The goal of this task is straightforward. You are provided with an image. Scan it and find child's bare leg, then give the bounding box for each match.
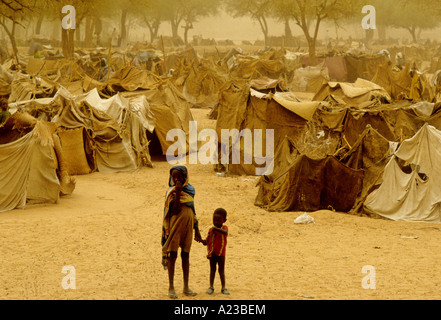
[168,251,178,297]
[182,251,196,295]
[218,256,229,294]
[209,257,217,288]
[206,256,217,294]
[218,256,226,289]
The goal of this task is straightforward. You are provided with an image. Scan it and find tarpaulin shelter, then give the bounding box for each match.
[215,81,322,175]
[255,151,364,212]
[0,112,75,212]
[338,125,394,215]
[11,87,155,174]
[254,125,390,214]
[290,65,330,93]
[120,80,194,156]
[313,78,391,106]
[364,124,441,222]
[175,57,228,108]
[301,55,347,82]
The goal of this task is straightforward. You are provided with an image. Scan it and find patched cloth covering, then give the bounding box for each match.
[256,155,364,213]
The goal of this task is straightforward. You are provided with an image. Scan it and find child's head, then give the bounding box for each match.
[171,169,185,186]
[169,166,187,187]
[213,208,227,227]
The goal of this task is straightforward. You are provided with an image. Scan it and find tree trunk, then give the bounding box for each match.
[62,28,75,59]
[120,8,128,46]
[183,26,189,45]
[257,16,269,48]
[84,16,93,47]
[378,24,386,42]
[308,39,316,65]
[171,19,179,38]
[0,21,19,64]
[35,15,44,35]
[408,27,417,43]
[284,18,292,38]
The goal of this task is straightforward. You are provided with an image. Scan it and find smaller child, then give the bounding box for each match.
[201,208,230,295]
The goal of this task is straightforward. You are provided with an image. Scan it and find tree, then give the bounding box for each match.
[179,0,220,45]
[388,0,440,43]
[225,0,272,47]
[132,0,168,43]
[0,0,32,63]
[273,0,357,64]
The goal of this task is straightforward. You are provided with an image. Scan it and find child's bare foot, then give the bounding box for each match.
[221,288,230,295]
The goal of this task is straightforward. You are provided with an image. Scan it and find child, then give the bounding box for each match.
[202,208,230,295]
[161,165,203,299]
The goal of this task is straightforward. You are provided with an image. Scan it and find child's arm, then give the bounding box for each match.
[212,226,228,234]
[171,182,182,214]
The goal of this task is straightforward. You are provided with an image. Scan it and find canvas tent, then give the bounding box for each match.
[364,124,441,222]
[215,81,323,175]
[120,80,194,156]
[0,113,75,212]
[255,151,364,212]
[313,78,391,106]
[255,125,390,214]
[11,87,155,174]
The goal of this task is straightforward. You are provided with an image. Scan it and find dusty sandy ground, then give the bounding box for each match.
[2,108,441,301]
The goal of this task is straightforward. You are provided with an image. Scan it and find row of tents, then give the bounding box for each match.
[2,43,441,223]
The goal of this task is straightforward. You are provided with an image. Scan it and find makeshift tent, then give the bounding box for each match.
[338,125,394,215]
[11,87,154,173]
[344,54,388,83]
[290,65,330,93]
[0,113,75,212]
[175,57,228,108]
[313,78,391,106]
[255,126,386,214]
[107,65,161,92]
[228,55,287,80]
[255,153,364,212]
[54,88,143,173]
[120,80,194,156]
[215,81,323,175]
[301,55,347,82]
[73,88,155,168]
[364,124,441,222]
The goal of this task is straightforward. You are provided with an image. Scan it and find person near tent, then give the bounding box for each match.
[201,207,230,295]
[161,165,203,299]
[409,66,425,100]
[395,52,406,70]
[0,98,10,125]
[98,58,112,81]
